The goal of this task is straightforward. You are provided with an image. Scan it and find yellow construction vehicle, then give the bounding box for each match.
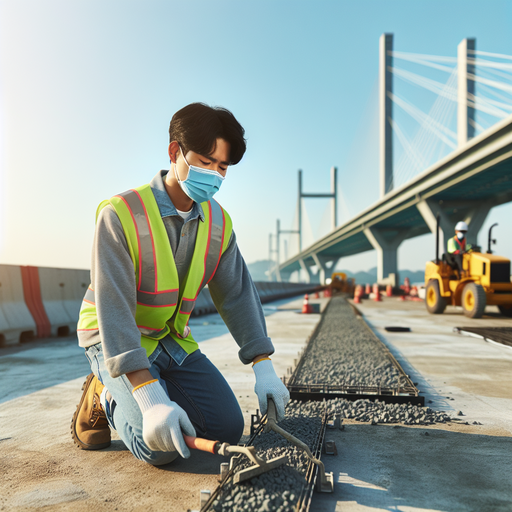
[330,272,355,294]
[425,220,512,318]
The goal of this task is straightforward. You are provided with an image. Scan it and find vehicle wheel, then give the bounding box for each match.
[462,282,486,318]
[426,280,446,314]
[498,305,512,318]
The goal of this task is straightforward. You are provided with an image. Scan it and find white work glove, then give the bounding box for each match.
[132,380,196,458]
[252,359,290,422]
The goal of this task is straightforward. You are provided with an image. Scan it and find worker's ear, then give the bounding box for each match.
[168,141,180,164]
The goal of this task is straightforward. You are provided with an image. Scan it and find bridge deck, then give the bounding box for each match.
[280,114,512,273]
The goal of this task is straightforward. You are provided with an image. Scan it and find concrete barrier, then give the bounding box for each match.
[256,281,323,304]
[37,267,78,337]
[0,265,37,346]
[59,268,90,325]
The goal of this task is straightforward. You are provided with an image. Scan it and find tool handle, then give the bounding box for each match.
[267,396,278,423]
[183,435,219,454]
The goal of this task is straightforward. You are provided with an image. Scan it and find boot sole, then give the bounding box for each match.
[71,373,111,450]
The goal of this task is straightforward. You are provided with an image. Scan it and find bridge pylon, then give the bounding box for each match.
[380,33,393,198]
[458,38,476,147]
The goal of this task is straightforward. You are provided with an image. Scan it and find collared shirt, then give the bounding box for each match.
[78,170,274,378]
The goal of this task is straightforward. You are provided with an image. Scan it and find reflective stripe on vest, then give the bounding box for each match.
[116,189,179,308]
[178,200,226,316]
[455,237,466,251]
[77,183,232,357]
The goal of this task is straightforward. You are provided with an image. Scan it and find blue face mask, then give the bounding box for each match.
[174,147,225,204]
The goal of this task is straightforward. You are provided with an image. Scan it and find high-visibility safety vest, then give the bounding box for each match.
[78,183,232,357]
[447,236,471,254]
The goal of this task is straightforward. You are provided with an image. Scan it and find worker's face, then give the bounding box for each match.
[456,230,466,240]
[168,138,230,182]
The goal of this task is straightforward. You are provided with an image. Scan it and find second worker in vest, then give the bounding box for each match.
[446,221,473,274]
[71,103,290,465]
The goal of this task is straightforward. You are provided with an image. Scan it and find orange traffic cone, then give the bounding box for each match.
[365,283,371,295]
[386,284,392,297]
[353,285,362,304]
[302,294,312,314]
[404,277,411,295]
[373,284,382,302]
[314,291,320,299]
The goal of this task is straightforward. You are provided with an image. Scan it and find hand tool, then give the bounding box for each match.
[184,435,288,484]
[264,398,334,492]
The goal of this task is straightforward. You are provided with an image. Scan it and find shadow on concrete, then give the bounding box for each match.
[100,440,225,475]
[313,425,512,512]
[0,335,90,404]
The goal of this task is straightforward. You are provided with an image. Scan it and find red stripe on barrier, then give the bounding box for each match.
[20,266,51,338]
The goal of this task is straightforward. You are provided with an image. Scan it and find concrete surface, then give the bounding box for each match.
[315,424,512,512]
[0,295,326,512]
[353,297,512,436]
[2,294,511,512]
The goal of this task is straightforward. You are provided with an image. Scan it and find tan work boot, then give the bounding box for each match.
[71,373,111,450]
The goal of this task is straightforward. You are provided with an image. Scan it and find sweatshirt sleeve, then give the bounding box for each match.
[92,205,150,378]
[208,230,275,364]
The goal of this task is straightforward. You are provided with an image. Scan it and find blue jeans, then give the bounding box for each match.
[85,343,244,466]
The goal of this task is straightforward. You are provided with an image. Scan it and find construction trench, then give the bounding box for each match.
[199,295,455,512]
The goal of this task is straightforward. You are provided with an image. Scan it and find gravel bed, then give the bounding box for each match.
[294,295,409,388]
[210,402,325,512]
[318,398,453,425]
[209,399,455,511]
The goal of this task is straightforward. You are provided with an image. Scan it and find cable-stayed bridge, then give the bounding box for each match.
[270,34,512,285]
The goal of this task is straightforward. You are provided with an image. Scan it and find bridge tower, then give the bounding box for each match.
[366,33,400,286]
[380,33,394,198]
[457,38,476,147]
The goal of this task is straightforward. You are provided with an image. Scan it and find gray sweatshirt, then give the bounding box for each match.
[78,170,274,378]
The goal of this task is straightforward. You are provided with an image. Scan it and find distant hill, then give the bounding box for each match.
[338,267,425,286]
[247,260,273,281]
[247,260,424,285]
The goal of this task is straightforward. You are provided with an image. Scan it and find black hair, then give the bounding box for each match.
[169,103,246,165]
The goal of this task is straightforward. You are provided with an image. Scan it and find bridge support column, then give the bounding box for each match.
[416,199,453,253]
[363,227,402,286]
[312,254,330,285]
[463,204,491,247]
[299,259,313,284]
[279,270,293,283]
[417,198,492,253]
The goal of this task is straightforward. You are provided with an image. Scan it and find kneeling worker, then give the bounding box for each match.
[447,221,472,274]
[71,102,290,465]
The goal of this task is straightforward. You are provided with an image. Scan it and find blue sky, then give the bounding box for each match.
[1,0,511,273]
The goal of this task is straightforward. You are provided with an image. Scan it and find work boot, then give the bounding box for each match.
[71,373,111,450]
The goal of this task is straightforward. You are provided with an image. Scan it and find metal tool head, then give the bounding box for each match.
[233,454,288,484]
